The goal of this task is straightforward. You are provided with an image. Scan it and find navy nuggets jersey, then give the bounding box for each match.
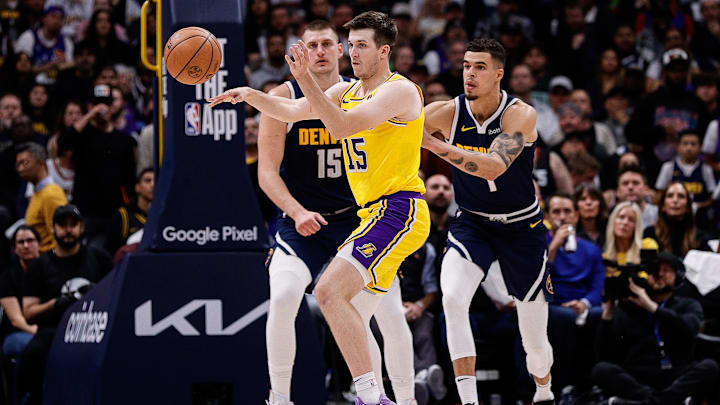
[448,91,537,214]
[280,77,356,213]
[671,160,712,202]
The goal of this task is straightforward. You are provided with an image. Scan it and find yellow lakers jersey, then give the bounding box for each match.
[338,73,426,206]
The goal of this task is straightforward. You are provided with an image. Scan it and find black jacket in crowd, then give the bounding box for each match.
[595,295,703,372]
[58,124,136,218]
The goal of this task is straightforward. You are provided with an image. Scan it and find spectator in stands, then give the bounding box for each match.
[81,9,133,68]
[390,3,416,47]
[603,201,644,276]
[574,184,608,248]
[545,192,605,397]
[645,27,693,95]
[473,0,533,42]
[590,48,624,108]
[415,0,448,44]
[0,0,31,46]
[556,102,612,162]
[434,39,465,98]
[19,204,112,405]
[509,64,560,144]
[593,252,719,404]
[602,86,632,148]
[655,131,716,218]
[609,165,659,228]
[626,48,709,183]
[59,84,137,248]
[613,24,647,71]
[331,2,353,54]
[423,20,468,77]
[46,100,81,199]
[26,84,53,138]
[703,115,720,175]
[94,65,118,87]
[566,150,601,189]
[14,5,74,85]
[104,167,152,257]
[569,89,617,155]
[690,0,720,72]
[423,174,451,267]
[266,6,300,54]
[55,41,97,104]
[45,0,94,39]
[533,141,573,200]
[0,225,40,360]
[694,73,720,117]
[397,241,446,401]
[244,0,270,60]
[0,93,23,136]
[644,182,711,258]
[15,142,68,252]
[523,44,551,94]
[392,43,415,76]
[250,31,292,90]
[548,75,573,115]
[0,51,36,99]
[551,1,599,88]
[108,86,141,138]
[423,82,449,104]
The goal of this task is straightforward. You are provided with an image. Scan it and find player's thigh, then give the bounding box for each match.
[315,254,367,304]
[338,198,430,295]
[494,226,550,302]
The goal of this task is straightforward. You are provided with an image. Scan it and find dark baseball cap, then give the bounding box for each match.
[91,84,112,105]
[53,204,82,224]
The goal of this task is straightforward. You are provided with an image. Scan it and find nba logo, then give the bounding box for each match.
[185,102,201,136]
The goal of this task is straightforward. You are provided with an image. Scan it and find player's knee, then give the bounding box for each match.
[442,292,469,316]
[314,281,337,311]
[269,288,303,316]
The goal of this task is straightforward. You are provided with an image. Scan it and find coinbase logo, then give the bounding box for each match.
[185,102,201,136]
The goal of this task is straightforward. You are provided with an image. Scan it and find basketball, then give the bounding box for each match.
[163,26,222,85]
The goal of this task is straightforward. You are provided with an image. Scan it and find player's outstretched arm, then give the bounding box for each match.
[257,84,327,236]
[206,86,316,123]
[422,103,537,180]
[287,41,421,139]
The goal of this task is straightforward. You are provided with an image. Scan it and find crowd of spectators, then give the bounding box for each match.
[1,0,720,404]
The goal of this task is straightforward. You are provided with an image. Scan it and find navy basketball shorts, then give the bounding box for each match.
[446,209,553,302]
[270,208,360,278]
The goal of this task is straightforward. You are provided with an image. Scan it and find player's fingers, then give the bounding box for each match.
[315,213,328,226]
[310,219,321,232]
[284,54,294,67]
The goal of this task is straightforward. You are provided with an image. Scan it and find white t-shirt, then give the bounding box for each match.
[46,158,74,200]
[45,0,93,38]
[702,119,719,156]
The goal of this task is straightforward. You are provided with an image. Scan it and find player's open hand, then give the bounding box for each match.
[206,87,250,108]
[286,41,310,79]
[293,209,328,236]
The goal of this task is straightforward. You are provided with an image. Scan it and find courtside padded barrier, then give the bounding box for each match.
[45,252,326,404]
[44,1,326,403]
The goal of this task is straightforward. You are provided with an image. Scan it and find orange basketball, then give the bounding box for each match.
[164,26,222,85]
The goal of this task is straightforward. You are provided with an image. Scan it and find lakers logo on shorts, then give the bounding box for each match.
[546,274,554,295]
[356,243,378,258]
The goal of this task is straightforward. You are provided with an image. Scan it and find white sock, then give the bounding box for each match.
[455,375,478,405]
[533,377,554,402]
[355,371,381,404]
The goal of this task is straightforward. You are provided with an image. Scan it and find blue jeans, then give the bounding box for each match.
[3,331,33,359]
